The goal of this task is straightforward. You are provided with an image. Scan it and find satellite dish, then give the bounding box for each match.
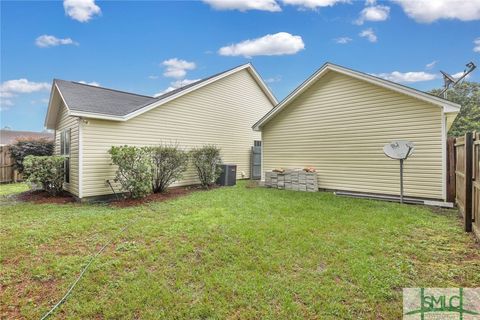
[383,141,414,160]
[383,141,414,204]
[440,70,456,85]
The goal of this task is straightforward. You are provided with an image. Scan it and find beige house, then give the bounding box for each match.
[253,63,460,204]
[44,64,276,200]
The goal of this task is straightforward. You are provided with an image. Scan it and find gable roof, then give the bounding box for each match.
[45,63,277,128]
[0,129,53,146]
[54,79,157,117]
[253,62,461,131]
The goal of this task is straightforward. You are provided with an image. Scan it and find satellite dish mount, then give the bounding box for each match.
[438,61,476,98]
[383,141,415,204]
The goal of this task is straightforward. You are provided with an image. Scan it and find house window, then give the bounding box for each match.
[254,140,262,147]
[60,129,71,183]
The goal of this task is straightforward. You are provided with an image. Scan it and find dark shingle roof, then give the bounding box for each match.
[54,64,248,117]
[0,130,53,146]
[54,80,158,117]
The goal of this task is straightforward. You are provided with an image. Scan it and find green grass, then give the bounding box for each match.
[1,182,479,319]
[0,182,29,196]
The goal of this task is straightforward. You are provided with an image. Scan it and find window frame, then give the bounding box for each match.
[60,129,71,183]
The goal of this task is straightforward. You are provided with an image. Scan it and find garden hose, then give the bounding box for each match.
[39,203,158,319]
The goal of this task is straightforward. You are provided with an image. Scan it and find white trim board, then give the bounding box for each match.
[45,83,74,129]
[253,62,461,131]
[78,118,83,199]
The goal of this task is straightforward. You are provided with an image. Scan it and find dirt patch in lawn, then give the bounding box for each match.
[15,190,75,204]
[111,185,218,208]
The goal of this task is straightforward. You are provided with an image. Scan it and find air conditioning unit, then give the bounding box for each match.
[216,164,237,186]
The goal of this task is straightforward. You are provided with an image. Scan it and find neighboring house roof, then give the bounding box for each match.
[253,62,461,131]
[0,129,53,146]
[45,63,277,128]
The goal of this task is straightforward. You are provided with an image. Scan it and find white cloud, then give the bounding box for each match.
[202,0,281,12]
[281,0,349,10]
[63,0,101,22]
[359,28,377,42]
[265,75,282,83]
[0,79,50,94]
[35,35,78,48]
[78,80,100,86]
[0,79,50,109]
[334,37,352,44]
[162,58,196,79]
[148,75,159,80]
[372,71,437,83]
[425,60,438,69]
[393,0,480,23]
[451,71,471,80]
[218,32,305,58]
[474,37,480,52]
[31,98,50,105]
[355,5,390,24]
[154,79,201,97]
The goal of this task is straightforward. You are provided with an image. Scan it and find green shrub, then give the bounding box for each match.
[148,144,189,193]
[109,146,152,199]
[23,155,65,196]
[9,138,54,173]
[189,145,222,188]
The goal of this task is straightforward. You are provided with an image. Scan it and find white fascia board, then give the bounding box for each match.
[246,64,278,106]
[44,82,56,128]
[328,64,461,110]
[69,110,126,121]
[253,63,461,130]
[45,83,73,129]
[443,105,461,113]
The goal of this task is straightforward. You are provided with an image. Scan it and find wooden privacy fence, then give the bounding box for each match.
[0,146,21,183]
[450,132,480,239]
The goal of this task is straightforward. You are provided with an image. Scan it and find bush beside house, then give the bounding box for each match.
[109,146,153,199]
[148,145,189,193]
[190,145,222,188]
[108,144,223,199]
[23,155,65,196]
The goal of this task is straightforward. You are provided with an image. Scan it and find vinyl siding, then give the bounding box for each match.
[262,70,444,200]
[54,103,80,196]
[81,69,273,197]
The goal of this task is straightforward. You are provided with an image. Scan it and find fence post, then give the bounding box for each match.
[446,137,456,202]
[464,132,473,232]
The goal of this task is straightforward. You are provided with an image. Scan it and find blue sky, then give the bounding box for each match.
[1,0,479,131]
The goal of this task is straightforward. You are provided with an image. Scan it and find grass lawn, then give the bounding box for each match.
[1,181,479,319]
[0,182,29,196]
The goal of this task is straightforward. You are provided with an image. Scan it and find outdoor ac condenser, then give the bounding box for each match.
[216,164,237,186]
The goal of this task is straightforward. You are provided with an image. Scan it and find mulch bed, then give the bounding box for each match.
[7,185,219,207]
[14,190,76,204]
[111,185,219,208]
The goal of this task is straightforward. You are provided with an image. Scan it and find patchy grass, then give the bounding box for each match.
[1,181,478,319]
[0,182,29,197]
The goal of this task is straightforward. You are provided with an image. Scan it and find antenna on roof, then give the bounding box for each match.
[438,61,476,98]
